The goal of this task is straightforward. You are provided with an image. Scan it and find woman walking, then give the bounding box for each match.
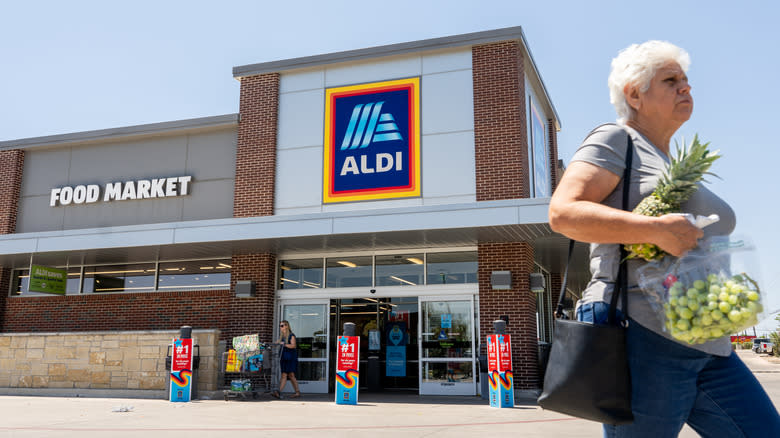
[273,320,301,399]
[548,40,780,436]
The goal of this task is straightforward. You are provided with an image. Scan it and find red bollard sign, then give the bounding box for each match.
[169,338,194,402]
[486,334,514,408]
[335,336,360,405]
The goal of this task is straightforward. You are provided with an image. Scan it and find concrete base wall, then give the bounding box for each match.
[0,329,220,398]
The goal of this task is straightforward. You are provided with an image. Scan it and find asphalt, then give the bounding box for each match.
[1,349,778,438]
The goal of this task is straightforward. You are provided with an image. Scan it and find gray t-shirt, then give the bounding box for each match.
[571,123,736,356]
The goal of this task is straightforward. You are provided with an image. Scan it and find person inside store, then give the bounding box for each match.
[272,320,301,399]
[548,40,780,436]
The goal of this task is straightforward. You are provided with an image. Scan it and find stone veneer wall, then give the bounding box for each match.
[0,329,220,397]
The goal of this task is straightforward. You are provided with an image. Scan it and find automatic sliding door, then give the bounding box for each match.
[419,297,476,395]
[280,301,329,393]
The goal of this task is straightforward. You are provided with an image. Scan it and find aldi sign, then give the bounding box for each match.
[323,77,421,203]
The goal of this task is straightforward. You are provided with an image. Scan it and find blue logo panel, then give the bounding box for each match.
[323,78,420,203]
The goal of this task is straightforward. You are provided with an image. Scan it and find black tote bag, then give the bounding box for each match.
[537,134,635,425]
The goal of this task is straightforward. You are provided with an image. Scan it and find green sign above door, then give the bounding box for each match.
[29,265,67,295]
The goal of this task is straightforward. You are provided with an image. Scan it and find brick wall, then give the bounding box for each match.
[0,149,24,331]
[234,73,279,218]
[2,251,277,343]
[0,149,24,234]
[472,41,529,201]
[2,290,231,334]
[478,242,538,389]
[227,252,277,342]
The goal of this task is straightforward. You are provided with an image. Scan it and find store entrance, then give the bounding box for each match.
[329,297,418,392]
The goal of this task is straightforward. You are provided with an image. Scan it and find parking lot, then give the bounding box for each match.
[0,349,777,437]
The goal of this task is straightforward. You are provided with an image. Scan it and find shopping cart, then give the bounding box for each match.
[222,335,278,401]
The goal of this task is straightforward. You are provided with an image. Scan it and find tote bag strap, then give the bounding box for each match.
[555,133,634,323]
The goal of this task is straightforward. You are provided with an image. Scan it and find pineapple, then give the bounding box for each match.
[624,135,720,261]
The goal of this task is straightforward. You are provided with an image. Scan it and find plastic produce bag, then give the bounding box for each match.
[637,236,765,345]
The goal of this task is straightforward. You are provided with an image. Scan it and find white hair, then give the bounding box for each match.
[608,41,691,124]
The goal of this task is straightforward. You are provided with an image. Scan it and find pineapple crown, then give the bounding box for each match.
[654,134,721,205]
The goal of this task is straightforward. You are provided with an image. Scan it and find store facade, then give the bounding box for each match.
[0,27,584,397]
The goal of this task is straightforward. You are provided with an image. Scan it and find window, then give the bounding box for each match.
[375,253,424,286]
[426,252,478,284]
[10,267,81,296]
[8,258,232,296]
[278,250,478,290]
[82,264,156,293]
[326,256,372,288]
[279,259,323,289]
[157,259,231,291]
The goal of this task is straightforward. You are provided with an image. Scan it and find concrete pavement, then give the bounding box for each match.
[0,349,777,437]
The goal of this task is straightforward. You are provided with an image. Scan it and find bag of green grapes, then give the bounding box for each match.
[636,235,765,345]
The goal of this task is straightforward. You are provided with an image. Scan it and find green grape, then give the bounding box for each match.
[675,319,691,331]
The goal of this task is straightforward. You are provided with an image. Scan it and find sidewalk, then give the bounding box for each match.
[0,349,776,438]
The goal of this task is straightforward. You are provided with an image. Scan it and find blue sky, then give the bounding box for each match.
[2,1,778,333]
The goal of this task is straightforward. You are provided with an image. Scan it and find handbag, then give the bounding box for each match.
[537,133,635,425]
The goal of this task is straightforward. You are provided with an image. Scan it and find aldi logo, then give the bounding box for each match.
[323,77,420,203]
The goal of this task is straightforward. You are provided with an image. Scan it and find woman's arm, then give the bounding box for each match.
[548,161,702,257]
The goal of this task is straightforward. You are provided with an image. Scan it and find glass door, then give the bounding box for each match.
[279,300,329,393]
[418,296,477,395]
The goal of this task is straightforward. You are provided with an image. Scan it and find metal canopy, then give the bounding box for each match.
[0,198,591,293]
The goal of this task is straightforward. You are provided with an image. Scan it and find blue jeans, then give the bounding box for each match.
[577,302,780,437]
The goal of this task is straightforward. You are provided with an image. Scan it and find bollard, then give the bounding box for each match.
[169,329,195,402]
[487,320,514,408]
[336,322,360,405]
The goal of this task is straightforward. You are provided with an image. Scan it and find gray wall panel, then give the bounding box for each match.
[280,69,325,93]
[278,89,325,149]
[20,148,72,196]
[185,129,237,180]
[421,69,474,135]
[62,197,185,229]
[276,147,322,209]
[422,131,475,198]
[181,179,235,221]
[68,137,188,182]
[422,49,472,74]
[16,196,65,233]
[17,128,237,232]
[324,54,421,88]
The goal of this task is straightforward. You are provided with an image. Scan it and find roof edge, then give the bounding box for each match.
[232,26,526,78]
[0,114,239,151]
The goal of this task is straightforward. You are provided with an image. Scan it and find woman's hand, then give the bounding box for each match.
[549,161,704,252]
[650,214,703,257]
